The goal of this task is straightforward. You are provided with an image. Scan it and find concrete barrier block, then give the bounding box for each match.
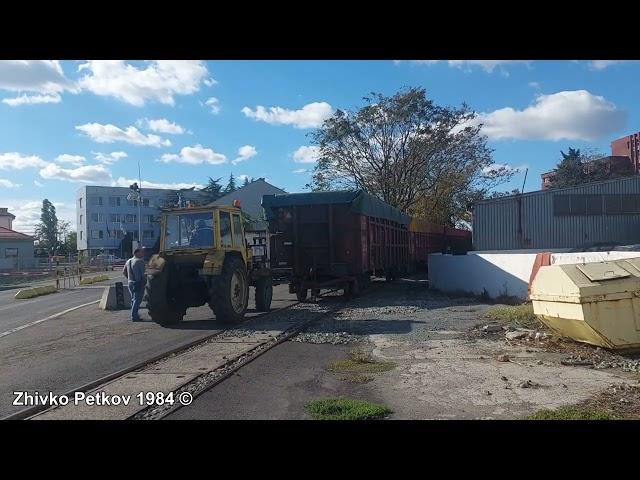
[99,284,132,310]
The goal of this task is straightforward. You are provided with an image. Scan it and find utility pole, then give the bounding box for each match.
[126,160,144,251]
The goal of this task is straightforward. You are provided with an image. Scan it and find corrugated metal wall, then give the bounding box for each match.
[473,176,640,250]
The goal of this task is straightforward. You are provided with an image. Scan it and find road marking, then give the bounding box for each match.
[0,300,100,340]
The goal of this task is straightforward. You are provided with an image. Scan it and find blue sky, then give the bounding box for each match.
[0,60,637,233]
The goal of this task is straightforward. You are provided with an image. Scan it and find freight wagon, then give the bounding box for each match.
[409,218,472,267]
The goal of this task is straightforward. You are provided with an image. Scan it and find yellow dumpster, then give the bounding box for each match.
[529,258,640,350]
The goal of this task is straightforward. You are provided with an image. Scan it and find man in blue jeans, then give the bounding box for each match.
[123,247,146,321]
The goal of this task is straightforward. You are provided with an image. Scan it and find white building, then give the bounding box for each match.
[76,185,204,257]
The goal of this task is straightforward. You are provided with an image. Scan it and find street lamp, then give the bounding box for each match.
[128,182,142,250]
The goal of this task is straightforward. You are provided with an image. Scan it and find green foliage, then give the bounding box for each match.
[225,173,237,194]
[307,87,509,225]
[528,406,616,420]
[482,303,540,329]
[200,177,224,204]
[550,148,633,189]
[305,397,392,420]
[35,199,59,252]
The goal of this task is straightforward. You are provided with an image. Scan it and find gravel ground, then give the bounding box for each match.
[328,277,639,419]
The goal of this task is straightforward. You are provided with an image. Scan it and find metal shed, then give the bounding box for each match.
[472,176,640,250]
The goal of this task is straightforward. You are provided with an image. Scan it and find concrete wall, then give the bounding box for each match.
[428,250,640,300]
[0,239,35,270]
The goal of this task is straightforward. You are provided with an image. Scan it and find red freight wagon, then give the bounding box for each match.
[409,219,472,269]
[262,190,411,300]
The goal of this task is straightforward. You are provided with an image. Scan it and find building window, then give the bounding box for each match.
[91,230,100,239]
[129,230,139,240]
[109,213,122,223]
[143,230,154,239]
[109,196,121,207]
[142,199,150,207]
[5,248,18,258]
[79,214,83,225]
[144,214,154,224]
[126,214,137,223]
[91,213,104,223]
[79,198,83,208]
[127,199,138,207]
[90,196,102,206]
[556,194,640,216]
[553,194,603,216]
[80,231,83,240]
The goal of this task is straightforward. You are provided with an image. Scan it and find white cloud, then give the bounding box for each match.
[205,97,220,114]
[232,145,257,165]
[77,60,210,106]
[469,90,626,141]
[589,60,623,70]
[76,123,171,147]
[0,60,75,94]
[3,199,75,234]
[204,78,217,87]
[93,151,128,165]
[112,177,204,190]
[0,152,47,170]
[55,154,86,166]
[34,180,44,187]
[293,145,321,163]
[241,102,333,129]
[238,174,250,182]
[528,81,540,89]
[404,60,528,73]
[292,168,311,174]
[159,145,227,165]
[138,118,185,134]
[0,178,21,188]
[39,163,112,183]
[2,93,62,106]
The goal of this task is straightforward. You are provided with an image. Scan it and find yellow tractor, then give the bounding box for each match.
[144,204,273,326]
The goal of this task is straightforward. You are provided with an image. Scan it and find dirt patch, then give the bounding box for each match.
[530,381,640,419]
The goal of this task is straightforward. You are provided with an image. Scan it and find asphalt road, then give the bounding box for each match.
[0,282,296,418]
[0,271,123,334]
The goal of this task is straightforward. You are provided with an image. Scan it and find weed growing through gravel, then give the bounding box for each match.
[527,406,617,420]
[326,350,396,374]
[483,303,541,329]
[305,397,392,420]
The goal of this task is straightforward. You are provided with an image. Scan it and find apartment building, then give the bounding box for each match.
[76,185,203,257]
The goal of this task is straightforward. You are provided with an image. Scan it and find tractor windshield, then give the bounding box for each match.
[165,212,214,249]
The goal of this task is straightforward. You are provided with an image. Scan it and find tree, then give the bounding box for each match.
[35,199,59,253]
[550,148,633,189]
[225,173,237,194]
[242,176,250,187]
[307,87,510,225]
[552,148,585,188]
[65,231,77,254]
[200,177,224,204]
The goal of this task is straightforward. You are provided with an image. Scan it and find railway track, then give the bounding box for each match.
[4,284,376,421]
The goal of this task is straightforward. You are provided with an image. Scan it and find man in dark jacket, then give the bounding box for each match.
[123,247,146,321]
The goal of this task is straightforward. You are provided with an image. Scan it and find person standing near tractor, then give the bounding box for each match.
[123,247,146,322]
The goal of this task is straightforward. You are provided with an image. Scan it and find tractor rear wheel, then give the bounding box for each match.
[144,269,185,326]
